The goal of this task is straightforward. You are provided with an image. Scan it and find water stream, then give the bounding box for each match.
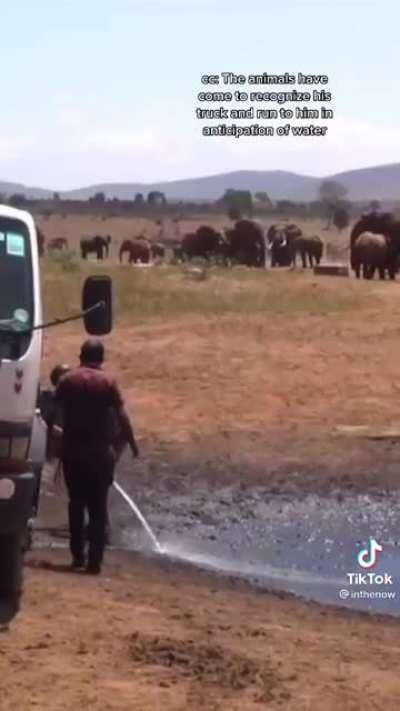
[113,481,162,553]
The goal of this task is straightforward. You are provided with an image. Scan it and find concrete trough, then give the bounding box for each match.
[313,264,349,277]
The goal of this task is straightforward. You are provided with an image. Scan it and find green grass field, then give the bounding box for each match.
[42,257,370,326]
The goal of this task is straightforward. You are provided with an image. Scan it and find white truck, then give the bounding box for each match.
[0,205,112,624]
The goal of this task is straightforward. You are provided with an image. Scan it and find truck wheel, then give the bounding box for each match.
[0,533,23,598]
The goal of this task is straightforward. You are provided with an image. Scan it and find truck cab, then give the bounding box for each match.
[0,206,112,626]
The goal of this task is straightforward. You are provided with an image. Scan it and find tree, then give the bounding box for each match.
[53,192,61,201]
[9,193,27,207]
[276,199,296,215]
[89,191,106,205]
[147,191,166,206]
[319,180,348,228]
[333,206,350,232]
[254,191,272,208]
[219,189,253,218]
[134,192,145,206]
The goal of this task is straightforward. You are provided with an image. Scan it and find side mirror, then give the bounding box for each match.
[82,275,113,335]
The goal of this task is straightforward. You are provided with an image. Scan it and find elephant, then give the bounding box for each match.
[181,226,226,261]
[119,239,151,264]
[290,234,323,268]
[350,211,400,279]
[267,225,292,266]
[267,223,303,266]
[150,242,166,259]
[48,237,68,253]
[80,235,111,260]
[225,219,265,267]
[352,232,394,280]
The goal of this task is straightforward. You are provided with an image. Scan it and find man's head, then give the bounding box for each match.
[80,338,105,367]
[50,363,70,388]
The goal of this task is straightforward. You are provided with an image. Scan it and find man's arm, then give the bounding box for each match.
[46,383,65,461]
[116,403,139,457]
[111,380,139,457]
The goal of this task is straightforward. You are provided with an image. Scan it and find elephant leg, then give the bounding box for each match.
[366,264,374,280]
[355,265,360,279]
[378,266,385,280]
[301,251,307,268]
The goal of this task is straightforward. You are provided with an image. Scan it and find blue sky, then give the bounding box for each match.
[1,0,399,188]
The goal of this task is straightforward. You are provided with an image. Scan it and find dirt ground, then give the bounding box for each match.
[4,216,400,709]
[1,549,399,711]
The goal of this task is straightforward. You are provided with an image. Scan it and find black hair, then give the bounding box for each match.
[80,338,105,364]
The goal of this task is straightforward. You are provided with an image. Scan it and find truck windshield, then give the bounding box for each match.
[0,218,34,360]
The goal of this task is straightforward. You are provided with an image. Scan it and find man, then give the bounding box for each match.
[32,364,70,521]
[55,339,139,574]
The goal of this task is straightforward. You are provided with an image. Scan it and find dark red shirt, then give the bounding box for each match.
[55,365,124,458]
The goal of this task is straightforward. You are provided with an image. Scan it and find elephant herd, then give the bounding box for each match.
[118,221,323,269]
[168,221,323,269]
[119,221,267,267]
[35,210,400,282]
[36,232,112,259]
[118,211,400,282]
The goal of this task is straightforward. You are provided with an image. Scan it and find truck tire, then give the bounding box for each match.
[0,533,23,599]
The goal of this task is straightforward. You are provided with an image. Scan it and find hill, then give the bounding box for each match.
[1,162,400,202]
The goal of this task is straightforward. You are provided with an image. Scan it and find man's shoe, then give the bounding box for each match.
[86,563,101,575]
[71,558,85,571]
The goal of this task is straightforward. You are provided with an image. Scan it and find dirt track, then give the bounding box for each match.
[0,549,398,711]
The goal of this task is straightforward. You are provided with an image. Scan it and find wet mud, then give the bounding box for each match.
[35,451,400,617]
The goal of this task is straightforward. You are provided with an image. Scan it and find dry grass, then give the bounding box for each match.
[40,240,400,492]
[42,257,363,324]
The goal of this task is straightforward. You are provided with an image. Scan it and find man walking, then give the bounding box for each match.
[55,339,139,574]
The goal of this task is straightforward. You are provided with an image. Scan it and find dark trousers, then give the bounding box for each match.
[63,456,114,568]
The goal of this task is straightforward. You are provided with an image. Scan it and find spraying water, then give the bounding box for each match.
[113,480,163,553]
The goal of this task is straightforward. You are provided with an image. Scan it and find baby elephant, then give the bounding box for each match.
[290,235,323,268]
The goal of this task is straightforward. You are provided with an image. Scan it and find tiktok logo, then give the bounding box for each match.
[357,537,383,569]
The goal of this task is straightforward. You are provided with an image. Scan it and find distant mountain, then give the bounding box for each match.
[328,163,400,201]
[0,181,52,199]
[1,162,400,202]
[61,170,320,202]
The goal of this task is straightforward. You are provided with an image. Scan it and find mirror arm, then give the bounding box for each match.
[29,301,105,332]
